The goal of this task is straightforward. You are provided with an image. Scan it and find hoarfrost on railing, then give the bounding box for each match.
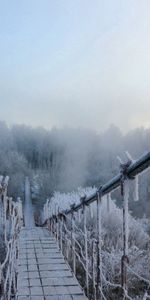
[43,151,150,300]
[0,176,23,300]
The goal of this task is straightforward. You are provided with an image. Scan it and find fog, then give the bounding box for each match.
[0,121,149,217]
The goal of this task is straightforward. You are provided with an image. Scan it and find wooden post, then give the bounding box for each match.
[0,263,4,299]
[59,215,63,252]
[49,218,52,232]
[51,218,54,235]
[96,191,102,300]
[121,175,129,300]
[53,217,57,240]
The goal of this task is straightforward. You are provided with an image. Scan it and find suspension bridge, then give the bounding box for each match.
[17,178,88,300]
[0,151,150,300]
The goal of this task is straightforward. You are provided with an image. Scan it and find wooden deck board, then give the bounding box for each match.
[17,227,87,300]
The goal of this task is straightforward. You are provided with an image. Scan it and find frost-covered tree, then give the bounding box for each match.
[0,121,150,216]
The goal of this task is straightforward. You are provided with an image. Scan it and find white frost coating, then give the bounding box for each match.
[125,151,133,162]
[43,190,120,223]
[0,176,22,300]
[43,181,150,299]
[43,186,97,221]
[123,178,130,255]
[0,175,3,185]
[124,151,139,202]
[133,175,139,202]
[143,292,150,300]
[4,176,9,185]
[117,156,123,164]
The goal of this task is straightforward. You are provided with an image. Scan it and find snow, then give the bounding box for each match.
[46,186,97,217]
[133,175,139,202]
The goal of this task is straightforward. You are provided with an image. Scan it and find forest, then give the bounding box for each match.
[0,120,150,299]
[0,120,150,217]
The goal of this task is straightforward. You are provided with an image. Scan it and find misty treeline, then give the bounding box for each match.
[0,121,150,217]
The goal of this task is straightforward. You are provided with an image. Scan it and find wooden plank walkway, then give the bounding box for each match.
[17,227,87,300]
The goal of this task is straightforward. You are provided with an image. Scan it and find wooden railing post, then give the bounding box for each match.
[53,216,57,240]
[0,264,4,299]
[96,189,102,300]
[55,206,59,244]
[120,164,130,300]
[59,214,63,252]
[51,217,54,235]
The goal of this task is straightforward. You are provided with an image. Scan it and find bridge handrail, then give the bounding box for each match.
[0,176,23,300]
[62,151,150,215]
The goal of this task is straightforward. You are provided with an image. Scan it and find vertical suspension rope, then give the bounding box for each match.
[56,206,59,244]
[78,209,81,223]
[92,239,96,300]
[107,193,111,213]
[2,185,7,244]
[62,215,66,257]
[71,211,76,274]
[83,202,89,297]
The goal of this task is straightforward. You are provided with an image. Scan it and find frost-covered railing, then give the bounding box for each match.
[43,152,150,300]
[0,176,23,300]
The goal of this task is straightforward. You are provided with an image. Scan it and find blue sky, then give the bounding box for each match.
[0,0,150,132]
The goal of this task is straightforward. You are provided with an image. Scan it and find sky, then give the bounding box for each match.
[0,0,150,133]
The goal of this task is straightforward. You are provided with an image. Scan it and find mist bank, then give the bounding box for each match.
[0,121,150,217]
